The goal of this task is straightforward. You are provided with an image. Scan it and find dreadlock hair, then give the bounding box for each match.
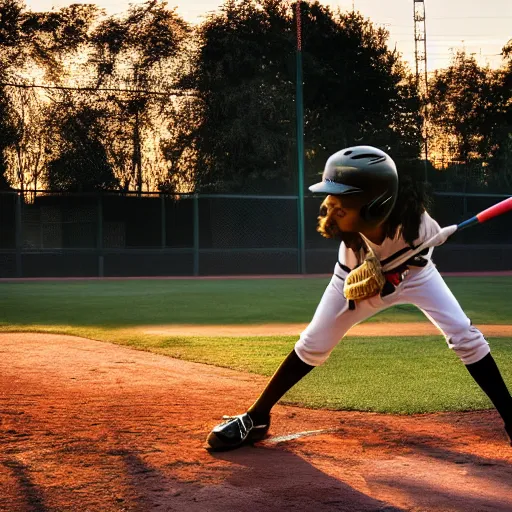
[383,174,432,245]
[335,174,432,251]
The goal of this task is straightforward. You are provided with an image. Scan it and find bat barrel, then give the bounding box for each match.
[477,197,512,223]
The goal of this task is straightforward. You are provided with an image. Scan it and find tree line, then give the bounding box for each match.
[0,0,510,195]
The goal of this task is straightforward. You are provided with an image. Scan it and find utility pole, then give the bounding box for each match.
[413,0,429,182]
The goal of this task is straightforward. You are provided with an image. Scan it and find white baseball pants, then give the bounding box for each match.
[295,264,490,366]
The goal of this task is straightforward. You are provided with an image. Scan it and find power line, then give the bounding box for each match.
[0,82,196,96]
[376,17,512,24]
[390,33,511,38]
[429,16,512,20]
[405,53,502,57]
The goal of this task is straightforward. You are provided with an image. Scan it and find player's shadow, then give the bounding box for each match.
[324,417,512,511]
[369,476,512,512]
[115,434,512,512]
[363,437,512,512]
[338,413,512,469]
[211,436,512,512]
[208,447,405,511]
[1,457,49,512]
[117,447,404,512]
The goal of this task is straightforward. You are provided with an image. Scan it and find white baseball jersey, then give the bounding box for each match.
[337,211,440,274]
[295,211,489,367]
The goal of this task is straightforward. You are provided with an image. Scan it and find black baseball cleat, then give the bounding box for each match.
[206,413,270,451]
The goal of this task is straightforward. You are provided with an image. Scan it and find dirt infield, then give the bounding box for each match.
[1,333,512,511]
[138,322,512,337]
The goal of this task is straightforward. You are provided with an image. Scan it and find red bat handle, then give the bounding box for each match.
[477,197,512,223]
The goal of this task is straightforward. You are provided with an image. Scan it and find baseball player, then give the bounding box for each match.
[206,145,512,451]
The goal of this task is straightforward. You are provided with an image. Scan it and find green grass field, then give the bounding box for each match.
[1,276,511,326]
[1,276,511,414]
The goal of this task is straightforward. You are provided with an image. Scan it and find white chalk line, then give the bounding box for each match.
[263,428,338,444]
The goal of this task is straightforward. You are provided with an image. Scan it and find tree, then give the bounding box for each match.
[428,50,511,191]
[298,6,421,178]
[429,51,498,164]
[159,93,200,193]
[0,87,18,190]
[90,0,190,193]
[186,0,296,192]
[4,86,50,195]
[186,0,420,193]
[0,0,102,190]
[0,0,25,190]
[488,40,512,189]
[46,103,118,191]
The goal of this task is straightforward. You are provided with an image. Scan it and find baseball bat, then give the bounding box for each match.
[456,196,512,230]
[382,196,512,272]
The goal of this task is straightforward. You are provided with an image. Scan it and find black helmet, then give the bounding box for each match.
[309,145,398,226]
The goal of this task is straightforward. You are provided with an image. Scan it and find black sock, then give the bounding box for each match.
[465,353,512,426]
[247,349,315,420]
[247,411,272,426]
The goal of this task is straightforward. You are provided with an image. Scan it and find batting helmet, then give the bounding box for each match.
[309,145,399,226]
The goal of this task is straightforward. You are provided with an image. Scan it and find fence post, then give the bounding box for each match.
[97,194,104,277]
[193,194,199,276]
[15,192,22,277]
[161,194,166,249]
[295,18,306,275]
[297,195,306,274]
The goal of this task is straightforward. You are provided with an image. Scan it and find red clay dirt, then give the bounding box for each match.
[1,332,512,512]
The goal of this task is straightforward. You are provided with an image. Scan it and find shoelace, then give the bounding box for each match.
[222,414,269,426]
[220,414,252,437]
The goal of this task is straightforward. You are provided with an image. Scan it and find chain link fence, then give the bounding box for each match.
[0,189,511,278]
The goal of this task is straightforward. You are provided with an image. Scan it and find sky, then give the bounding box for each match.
[24,0,512,72]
